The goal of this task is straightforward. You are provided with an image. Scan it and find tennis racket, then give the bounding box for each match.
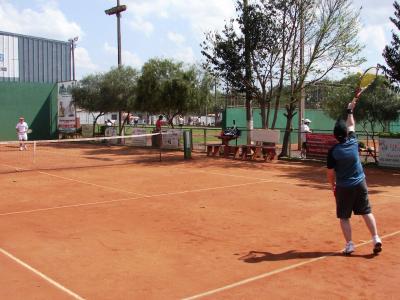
[355,65,380,98]
[27,129,33,134]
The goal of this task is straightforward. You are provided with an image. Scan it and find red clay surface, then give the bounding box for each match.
[0,153,399,300]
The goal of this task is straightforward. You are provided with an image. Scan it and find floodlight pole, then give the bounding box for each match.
[105,0,127,131]
[105,0,126,66]
[298,1,305,150]
[117,0,122,66]
[68,37,78,81]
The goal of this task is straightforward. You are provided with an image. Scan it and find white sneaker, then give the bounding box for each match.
[19,147,23,151]
[373,236,382,254]
[343,241,354,255]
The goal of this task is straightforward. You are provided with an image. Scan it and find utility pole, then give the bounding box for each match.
[243,0,253,145]
[68,37,78,81]
[298,0,305,150]
[105,0,126,66]
[105,0,127,131]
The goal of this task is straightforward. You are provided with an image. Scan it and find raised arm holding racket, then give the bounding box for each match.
[355,65,380,98]
[326,70,382,255]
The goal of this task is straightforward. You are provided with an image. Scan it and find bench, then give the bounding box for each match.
[359,146,376,163]
[240,143,276,161]
[206,144,223,156]
[239,129,280,162]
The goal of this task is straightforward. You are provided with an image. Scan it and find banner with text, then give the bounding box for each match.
[58,81,77,133]
[379,138,400,168]
[0,34,19,78]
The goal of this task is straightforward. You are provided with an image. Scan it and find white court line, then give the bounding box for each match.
[0,180,273,217]
[174,167,400,198]
[172,166,315,184]
[182,230,400,300]
[0,247,85,300]
[0,196,142,217]
[38,171,148,197]
[381,194,400,198]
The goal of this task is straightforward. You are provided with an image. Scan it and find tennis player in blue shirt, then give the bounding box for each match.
[326,96,382,255]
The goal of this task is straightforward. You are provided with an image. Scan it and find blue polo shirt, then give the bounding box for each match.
[327,132,365,187]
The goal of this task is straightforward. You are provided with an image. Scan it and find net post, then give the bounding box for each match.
[183,130,192,159]
[33,141,37,164]
[203,128,206,152]
[159,132,162,162]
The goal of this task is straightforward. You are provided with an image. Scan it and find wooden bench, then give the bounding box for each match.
[239,129,280,162]
[240,143,276,161]
[359,147,376,163]
[206,144,223,156]
[223,145,241,159]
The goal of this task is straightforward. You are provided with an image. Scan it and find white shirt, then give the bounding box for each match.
[16,122,29,134]
[300,123,311,142]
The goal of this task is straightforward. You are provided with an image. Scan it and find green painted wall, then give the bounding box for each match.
[0,82,58,141]
[224,107,400,145]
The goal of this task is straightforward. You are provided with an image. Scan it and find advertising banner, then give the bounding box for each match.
[306,133,337,160]
[0,34,19,78]
[162,129,182,149]
[125,128,147,146]
[379,138,400,168]
[58,81,77,133]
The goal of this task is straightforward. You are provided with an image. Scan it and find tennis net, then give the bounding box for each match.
[0,133,182,174]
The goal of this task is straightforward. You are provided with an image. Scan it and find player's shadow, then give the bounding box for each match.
[238,250,376,263]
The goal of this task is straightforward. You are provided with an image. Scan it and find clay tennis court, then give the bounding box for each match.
[0,149,399,299]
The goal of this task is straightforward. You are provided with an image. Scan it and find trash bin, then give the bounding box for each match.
[183,130,192,159]
[152,130,160,148]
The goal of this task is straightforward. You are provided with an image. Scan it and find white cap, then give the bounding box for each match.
[304,119,311,123]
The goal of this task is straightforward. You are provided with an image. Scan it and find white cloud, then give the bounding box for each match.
[167,31,185,45]
[75,47,98,71]
[174,46,196,64]
[129,17,154,36]
[359,25,388,56]
[104,42,142,68]
[123,0,235,38]
[0,1,83,41]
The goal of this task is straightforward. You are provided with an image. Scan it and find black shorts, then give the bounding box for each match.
[336,180,371,219]
[302,142,307,149]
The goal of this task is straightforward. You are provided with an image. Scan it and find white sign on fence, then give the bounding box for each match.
[125,128,147,146]
[81,124,93,137]
[379,138,400,168]
[251,129,280,144]
[162,129,182,149]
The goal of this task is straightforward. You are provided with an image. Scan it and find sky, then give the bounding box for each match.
[0,0,397,80]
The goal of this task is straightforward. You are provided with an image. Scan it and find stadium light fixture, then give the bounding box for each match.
[68,36,79,81]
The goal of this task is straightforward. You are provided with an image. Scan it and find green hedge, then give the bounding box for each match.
[379,132,400,138]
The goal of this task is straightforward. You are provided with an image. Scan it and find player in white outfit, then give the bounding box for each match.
[16,117,29,151]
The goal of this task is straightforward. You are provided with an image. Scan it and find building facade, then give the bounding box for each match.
[0,31,71,83]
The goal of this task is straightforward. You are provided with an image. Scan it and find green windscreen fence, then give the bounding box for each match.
[0,82,58,141]
[223,107,400,145]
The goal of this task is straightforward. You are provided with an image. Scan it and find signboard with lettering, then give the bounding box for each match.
[58,81,77,133]
[306,133,338,160]
[379,137,400,168]
[162,129,182,149]
[0,34,19,78]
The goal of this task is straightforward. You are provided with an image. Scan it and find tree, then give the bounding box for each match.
[383,1,400,88]
[201,0,280,130]
[136,58,206,127]
[278,0,364,158]
[323,75,400,162]
[102,66,139,134]
[72,74,113,137]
